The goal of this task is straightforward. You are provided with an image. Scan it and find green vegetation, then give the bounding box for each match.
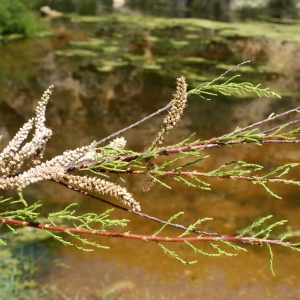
[0,0,48,41]
[0,226,50,300]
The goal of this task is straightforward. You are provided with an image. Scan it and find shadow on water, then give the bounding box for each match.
[1,3,300,299]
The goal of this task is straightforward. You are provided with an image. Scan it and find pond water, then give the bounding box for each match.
[1,7,300,300]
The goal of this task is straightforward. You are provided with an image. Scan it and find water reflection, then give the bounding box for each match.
[34,0,300,21]
[1,10,300,299]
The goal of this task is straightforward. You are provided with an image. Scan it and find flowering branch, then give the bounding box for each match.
[2,67,300,272]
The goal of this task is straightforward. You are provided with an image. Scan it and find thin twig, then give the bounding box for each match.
[53,179,221,236]
[261,118,300,134]
[94,102,173,147]
[217,60,251,81]
[220,105,300,138]
[65,102,173,170]
[107,170,300,185]
[95,60,250,147]
[160,139,300,154]
[196,60,250,90]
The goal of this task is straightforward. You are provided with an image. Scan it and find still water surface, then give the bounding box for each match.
[1,9,300,299]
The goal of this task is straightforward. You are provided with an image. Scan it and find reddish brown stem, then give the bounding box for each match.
[0,216,298,248]
[115,138,300,164]
[91,169,299,186]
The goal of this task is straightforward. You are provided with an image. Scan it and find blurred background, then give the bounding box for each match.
[1,0,300,299]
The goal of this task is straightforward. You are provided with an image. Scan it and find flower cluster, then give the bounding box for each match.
[108,137,127,149]
[142,77,188,192]
[60,137,127,171]
[24,85,54,167]
[152,76,188,147]
[0,86,139,211]
[141,161,157,192]
[62,174,140,211]
[0,118,34,174]
[50,143,97,170]
[163,77,188,131]
[0,85,55,175]
[0,165,64,190]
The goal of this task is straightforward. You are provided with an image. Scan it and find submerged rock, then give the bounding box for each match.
[40,6,63,18]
